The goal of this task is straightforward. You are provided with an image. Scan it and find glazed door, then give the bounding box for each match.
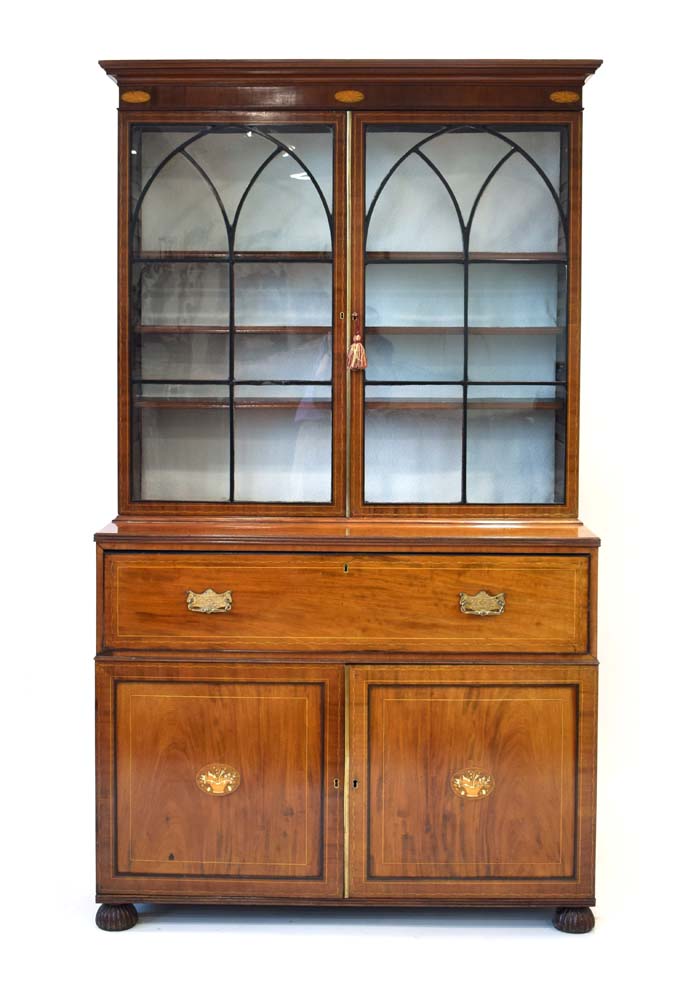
[350,113,578,518]
[124,113,346,515]
[96,661,343,898]
[348,665,596,900]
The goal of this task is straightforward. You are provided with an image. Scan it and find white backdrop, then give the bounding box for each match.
[1,2,693,997]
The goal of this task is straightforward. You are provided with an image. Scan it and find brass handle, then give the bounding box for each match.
[459,590,505,616]
[196,764,240,796]
[450,768,494,799]
[186,588,233,614]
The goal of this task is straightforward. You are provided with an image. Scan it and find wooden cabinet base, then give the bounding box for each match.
[93,899,594,932]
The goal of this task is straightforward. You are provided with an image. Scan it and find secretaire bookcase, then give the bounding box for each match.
[95,59,601,933]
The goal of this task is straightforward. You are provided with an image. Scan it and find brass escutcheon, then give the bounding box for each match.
[459,590,505,616]
[450,768,494,799]
[196,764,241,796]
[186,588,233,614]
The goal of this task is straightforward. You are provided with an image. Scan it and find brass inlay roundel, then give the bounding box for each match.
[334,89,365,103]
[121,90,151,104]
[450,768,494,800]
[196,764,241,796]
[549,90,580,104]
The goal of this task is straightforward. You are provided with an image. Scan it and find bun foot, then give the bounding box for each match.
[553,906,595,933]
[96,903,138,931]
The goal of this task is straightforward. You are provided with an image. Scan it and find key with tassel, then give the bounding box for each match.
[347,312,367,370]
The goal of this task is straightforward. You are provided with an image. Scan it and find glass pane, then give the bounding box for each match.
[468,263,564,328]
[467,130,563,253]
[136,263,229,328]
[466,386,566,503]
[365,263,464,328]
[137,129,229,254]
[366,329,464,382]
[136,332,228,381]
[234,386,332,502]
[235,331,331,381]
[363,123,568,507]
[133,384,230,502]
[135,126,333,254]
[364,386,463,503]
[130,123,336,507]
[468,332,562,384]
[234,130,333,252]
[235,263,332,327]
[365,127,565,255]
[366,148,463,252]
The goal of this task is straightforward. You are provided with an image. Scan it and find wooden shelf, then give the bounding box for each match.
[136,325,331,337]
[135,397,331,410]
[133,251,333,263]
[365,397,562,410]
[365,251,566,263]
[365,326,563,337]
[135,395,560,412]
[134,397,230,409]
[135,324,559,338]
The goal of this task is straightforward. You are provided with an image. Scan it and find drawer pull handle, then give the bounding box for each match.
[196,763,241,796]
[451,768,494,800]
[459,590,505,616]
[186,588,233,614]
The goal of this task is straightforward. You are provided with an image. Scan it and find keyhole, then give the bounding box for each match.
[333,778,340,789]
[344,563,349,573]
[352,778,359,790]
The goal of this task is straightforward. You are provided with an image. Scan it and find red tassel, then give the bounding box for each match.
[347,331,367,370]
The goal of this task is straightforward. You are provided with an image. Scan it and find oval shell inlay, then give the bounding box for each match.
[121,90,151,104]
[549,90,580,104]
[334,89,365,103]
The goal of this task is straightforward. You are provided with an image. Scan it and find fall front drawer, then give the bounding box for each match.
[102,552,590,654]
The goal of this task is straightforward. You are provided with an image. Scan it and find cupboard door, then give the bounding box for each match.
[349,665,596,900]
[125,114,346,515]
[351,114,577,518]
[96,661,343,898]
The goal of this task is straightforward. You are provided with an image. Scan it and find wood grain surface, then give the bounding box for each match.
[96,660,344,898]
[103,552,590,654]
[349,664,597,900]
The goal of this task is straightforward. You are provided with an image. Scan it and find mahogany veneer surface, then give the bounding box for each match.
[103,552,590,655]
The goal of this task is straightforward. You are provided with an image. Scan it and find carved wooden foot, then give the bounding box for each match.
[552,906,595,933]
[96,903,138,931]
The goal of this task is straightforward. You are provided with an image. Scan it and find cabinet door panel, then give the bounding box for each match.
[96,661,343,898]
[351,114,577,518]
[124,115,346,516]
[349,665,596,900]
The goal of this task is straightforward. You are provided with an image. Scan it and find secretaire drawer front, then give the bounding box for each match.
[103,553,589,653]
